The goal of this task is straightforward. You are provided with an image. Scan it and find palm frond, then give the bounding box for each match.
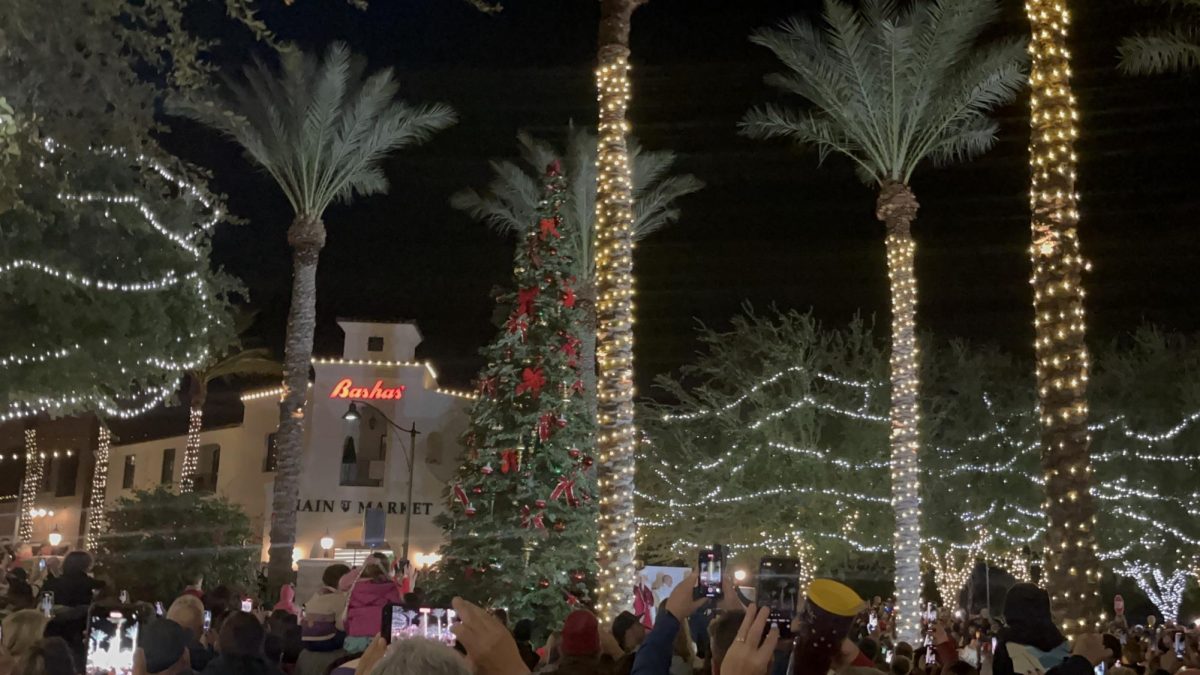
[169,41,455,219]
[202,347,282,383]
[452,128,701,284]
[743,0,1025,184]
[1120,28,1200,74]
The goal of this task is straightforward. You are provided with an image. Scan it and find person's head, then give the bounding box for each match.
[167,594,205,637]
[359,564,386,581]
[402,592,421,609]
[513,619,534,644]
[561,610,600,657]
[12,637,74,675]
[707,609,745,675]
[1110,666,1137,675]
[206,585,234,616]
[369,638,470,675]
[269,610,298,629]
[859,637,879,661]
[322,564,350,590]
[890,655,913,675]
[2,610,50,659]
[42,557,61,576]
[369,552,391,574]
[611,611,645,652]
[1001,583,1063,647]
[61,550,92,576]
[219,611,266,658]
[894,642,914,661]
[1103,633,1122,668]
[142,619,193,675]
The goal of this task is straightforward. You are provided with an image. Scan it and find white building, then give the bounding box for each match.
[44,320,473,564]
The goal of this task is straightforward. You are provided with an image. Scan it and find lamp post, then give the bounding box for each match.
[342,402,421,563]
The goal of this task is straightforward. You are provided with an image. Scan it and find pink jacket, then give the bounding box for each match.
[344,578,402,638]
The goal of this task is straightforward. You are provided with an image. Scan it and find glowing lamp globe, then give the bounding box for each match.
[320,534,334,551]
[48,527,63,547]
[733,569,747,582]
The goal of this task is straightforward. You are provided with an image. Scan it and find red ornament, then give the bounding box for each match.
[535,499,547,509]
[537,413,565,441]
[515,367,546,398]
[465,507,477,517]
[561,334,581,358]
[471,486,483,495]
[568,448,581,459]
[538,578,551,589]
[554,521,566,533]
[561,286,576,308]
[500,449,521,474]
[566,593,579,605]
[546,160,562,177]
[481,465,494,475]
[582,456,594,468]
[539,217,561,241]
[570,570,585,582]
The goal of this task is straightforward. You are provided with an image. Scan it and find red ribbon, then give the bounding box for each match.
[506,315,528,337]
[500,449,520,474]
[550,475,578,507]
[453,483,472,509]
[521,505,545,530]
[561,334,580,358]
[515,367,546,398]
[539,217,561,241]
[517,287,540,315]
[537,414,565,441]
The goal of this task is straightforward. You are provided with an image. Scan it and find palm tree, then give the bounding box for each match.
[171,42,456,587]
[451,128,702,420]
[1025,0,1103,631]
[179,346,281,493]
[593,0,648,623]
[741,0,1026,641]
[1119,0,1200,74]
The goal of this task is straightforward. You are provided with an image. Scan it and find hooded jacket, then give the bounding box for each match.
[343,577,401,638]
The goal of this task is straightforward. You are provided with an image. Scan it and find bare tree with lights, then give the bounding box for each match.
[451,128,702,421]
[592,0,648,622]
[741,0,1026,641]
[172,43,456,589]
[1025,0,1104,632]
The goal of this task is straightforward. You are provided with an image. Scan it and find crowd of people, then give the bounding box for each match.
[1,545,1196,675]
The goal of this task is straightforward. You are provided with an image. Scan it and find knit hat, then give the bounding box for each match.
[142,619,189,674]
[561,610,600,656]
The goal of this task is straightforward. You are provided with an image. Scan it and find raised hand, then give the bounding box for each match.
[720,603,780,675]
[450,597,530,675]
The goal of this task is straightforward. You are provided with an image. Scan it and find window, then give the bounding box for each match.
[161,448,176,484]
[264,434,278,472]
[194,444,220,493]
[339,406,385,487]
[55,452,78,497]
[122,455,136,489]
[42,456,54,491]
[367,336,384,352]
[340,437,358,485]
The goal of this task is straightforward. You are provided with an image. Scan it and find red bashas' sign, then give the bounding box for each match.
[328,378,406,401]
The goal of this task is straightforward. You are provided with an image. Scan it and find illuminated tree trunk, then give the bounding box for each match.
[1025,0,1103,634]
[593,0,644,624]
[266,214,325,590]
[85,424,111,550]
[17,427,41,543]
[877,180,923,643]
[179,377,206,493]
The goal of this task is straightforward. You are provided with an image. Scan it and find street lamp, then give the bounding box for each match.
[48,525,62,547]
[320,530,334,556]
[342,401,420,563]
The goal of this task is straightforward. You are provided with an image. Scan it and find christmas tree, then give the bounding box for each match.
[431,161,597,631]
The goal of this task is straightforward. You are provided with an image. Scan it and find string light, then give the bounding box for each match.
[85,425,111,550]
[178,406,203,493]
[593,49,639,624]
[1026,0,1102,633]
[1113,561,1190,623]
[0,343,81,368]
[17,429,42,542]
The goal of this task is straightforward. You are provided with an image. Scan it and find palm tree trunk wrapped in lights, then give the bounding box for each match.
[1025,0,1103,633]
[180,399,205,492]
[85,425,111,550]
[594,0,644,624]
[18,428,41,542]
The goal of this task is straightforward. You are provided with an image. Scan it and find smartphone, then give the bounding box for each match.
[883,647,893,664]
[868,611,879,631]
[38,558,46,572]
[240,598,253,612]
[86,607,140,675]
[696,547,724,600]
[118,590,129,604]
[40,592,54,617]
[926,646,937,665]
[1095,662,1106,675]
[202,610,212,632]
[1175,632,1185,658]
[756,556,800,639]
[992,637,998,653]
[155,601,165,617]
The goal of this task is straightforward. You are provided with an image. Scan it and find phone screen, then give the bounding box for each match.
[1175,632,1185,657]
[868,611,878,631]
[756,556,800,639]
[1095,662,1106,675]
[38,558,46,572]
[155,602,164,617]
[240,598,253,612]
[698,548,724,599]
[383,604,410,643]
[203,610,212,632]
[40,592,54,617]
[86,608,140,675]
[926,646,937,665]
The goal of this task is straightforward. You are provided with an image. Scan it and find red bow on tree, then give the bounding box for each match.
[571,379,585,395]
[475,376,497,397]
[506,315,528,338]
[520,504,546,530]
[550,475,579,507]
[561,287,576,308]
[561,334,580,359]
[517,287,540,315]
[537,413,566,441]
[539,217,561,241]
[499,449,521,474]
[516,367,546,398]
[453,483,472,509]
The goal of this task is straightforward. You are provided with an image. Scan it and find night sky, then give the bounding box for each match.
[163,0,1200,430]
